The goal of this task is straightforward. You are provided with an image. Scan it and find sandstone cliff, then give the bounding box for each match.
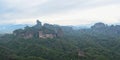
[13,20,63,39]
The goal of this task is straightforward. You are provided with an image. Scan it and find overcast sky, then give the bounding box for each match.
[0,0,120,25]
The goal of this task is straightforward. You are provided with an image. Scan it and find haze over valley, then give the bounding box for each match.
[0,0,120,60]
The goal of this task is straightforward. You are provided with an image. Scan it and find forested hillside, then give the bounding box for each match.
[0,22,120,60]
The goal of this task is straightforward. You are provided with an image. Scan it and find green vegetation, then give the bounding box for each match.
[0,22,120,60]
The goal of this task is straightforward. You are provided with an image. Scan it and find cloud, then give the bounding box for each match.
[0,0,120,25]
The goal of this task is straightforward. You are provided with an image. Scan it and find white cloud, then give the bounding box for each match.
[0,0,120,25]
[37,4,120,25]
[3,0,48,8]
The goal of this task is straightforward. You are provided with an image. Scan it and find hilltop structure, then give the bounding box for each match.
[13,20,63,39]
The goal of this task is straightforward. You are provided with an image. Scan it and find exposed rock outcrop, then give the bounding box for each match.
[13,20,63,39]
[77,49,85,57]
[38,31,56,38]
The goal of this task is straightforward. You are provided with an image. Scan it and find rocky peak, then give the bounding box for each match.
[13,20,64,39]
[34,20,42,29]
[36,20,42,25]
[91,22,107,29]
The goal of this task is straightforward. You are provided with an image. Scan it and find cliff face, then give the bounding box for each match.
[13,20,63,39]
[38,31,56,38]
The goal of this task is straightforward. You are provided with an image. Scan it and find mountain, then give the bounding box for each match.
[90,22,120,37]
[0,23,90,34]
[13,20,63,39]
[0,21,120,60]
[0,24,30,34]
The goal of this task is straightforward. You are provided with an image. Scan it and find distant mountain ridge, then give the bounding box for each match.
[1,21,120,35]
[80,22,120,38]
[0,24,31,34]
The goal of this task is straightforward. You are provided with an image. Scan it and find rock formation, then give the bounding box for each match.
[13,20,63,39]
[91,22,107,29]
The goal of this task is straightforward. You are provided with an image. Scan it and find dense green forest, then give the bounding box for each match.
[0,22,120,60]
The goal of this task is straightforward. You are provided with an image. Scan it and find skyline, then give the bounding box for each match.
[0,0,120,26]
